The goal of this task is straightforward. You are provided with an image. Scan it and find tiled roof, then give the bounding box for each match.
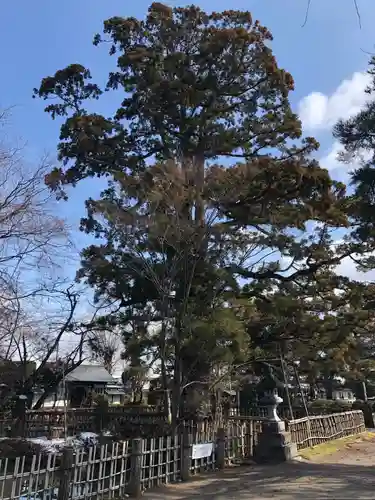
[65,365,115,383]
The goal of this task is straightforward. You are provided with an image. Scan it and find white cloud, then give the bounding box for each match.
[332,239,375,281]
[298,71,371,130]
[279,238,375,283]
[296,70,375,281]
[336,256,375,282]
[320,141,348,181]
[319,140,371,183]
[319,141,355,183]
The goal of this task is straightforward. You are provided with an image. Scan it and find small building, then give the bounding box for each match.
[332,387,355,403]
[106,381,125,405]
[66,364,116,407]
[34,364,118,408]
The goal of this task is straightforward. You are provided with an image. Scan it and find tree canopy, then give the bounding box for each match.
[32,3,375,421]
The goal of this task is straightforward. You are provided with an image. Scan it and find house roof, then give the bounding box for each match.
[65,365,115,384]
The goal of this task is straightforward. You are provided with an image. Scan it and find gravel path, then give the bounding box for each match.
[143,434,375,499]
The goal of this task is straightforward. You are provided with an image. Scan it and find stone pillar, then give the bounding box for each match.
[181,427,192,481]
[128,438,143,498]
[254,389,297,464]
[216,427,226,469]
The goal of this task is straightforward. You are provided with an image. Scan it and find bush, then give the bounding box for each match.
[352,400,374,427]
[352,399,365,409]
[0,439,47,468]
[110,420,173,439]
[329,400,352,413]
[308,399,332,415]
[308,399,351,415]
[122,403,157,412]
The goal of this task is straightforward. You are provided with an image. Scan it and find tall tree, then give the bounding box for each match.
[87,328,121,375]
[35,3,353,423]
[333,58,375,396]
[243,266,375,399]
[0,109,96,414]
[333,56,375,249]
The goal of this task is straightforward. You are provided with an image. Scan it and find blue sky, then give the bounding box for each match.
[1,0,374,282]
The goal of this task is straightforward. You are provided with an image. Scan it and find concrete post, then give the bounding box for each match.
[128,438,143,498]
[216,427,226,469]
[57,447,74,500]
[181,427,192,481]
[254,389,297,464]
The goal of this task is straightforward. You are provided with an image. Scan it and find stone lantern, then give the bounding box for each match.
[257,371,284,422]
[253,363,297,463]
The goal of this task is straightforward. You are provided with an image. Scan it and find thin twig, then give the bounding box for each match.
[302,0,361,29]
[302,0,312,28]
[354,0,362,29]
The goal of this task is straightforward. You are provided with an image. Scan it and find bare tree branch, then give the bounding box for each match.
[302,0,361,29]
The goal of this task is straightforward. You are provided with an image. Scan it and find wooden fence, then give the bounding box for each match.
[0,405,361,440]
[0,409,266,441]
[0,417,265,500]
[0,411,366,499]
[0,408,166,439]
[287,410,365,450]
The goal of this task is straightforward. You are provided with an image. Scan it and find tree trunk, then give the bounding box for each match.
[171,352,182,429]
[171,314,184,430]
[194,154,205,226]
[32,362,83,409]
[32,385,58,410]
[160,355,171,423]
[362,380,368,402]
[323,376,334,400]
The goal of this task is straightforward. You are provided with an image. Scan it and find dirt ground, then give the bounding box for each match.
[142,433,375,499]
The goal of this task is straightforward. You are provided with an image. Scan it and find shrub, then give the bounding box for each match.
[352,400,375,427]
[308,399,351,415]
[308,399,332,415]
[0,439,47,468]
[329,400,352,413]
[110,419,173,439]
[122,403,157,412]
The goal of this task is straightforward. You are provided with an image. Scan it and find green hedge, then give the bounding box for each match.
[307,399,352,415]
[352,400,374,427]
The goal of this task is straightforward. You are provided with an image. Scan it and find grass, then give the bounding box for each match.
[299,431,375,460]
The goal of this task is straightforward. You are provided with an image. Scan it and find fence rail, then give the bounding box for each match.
[141,435,181,490]
[225,418,264,462]
[0,442,132,500]
[71,442,131,499]
[0,416,265,500]
[287,410,365,450]
[0,408,166,439]
[0,410,366,499]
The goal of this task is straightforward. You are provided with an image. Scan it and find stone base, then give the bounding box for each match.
[261,420,286,433]
[253,424,297,464]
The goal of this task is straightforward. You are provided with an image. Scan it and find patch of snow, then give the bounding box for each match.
[67,432,99,449]
[79,432,98,441]
[19,487,58,500]
[28,437,67,454]
[27,431,111,453]
[5,430,113,456]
